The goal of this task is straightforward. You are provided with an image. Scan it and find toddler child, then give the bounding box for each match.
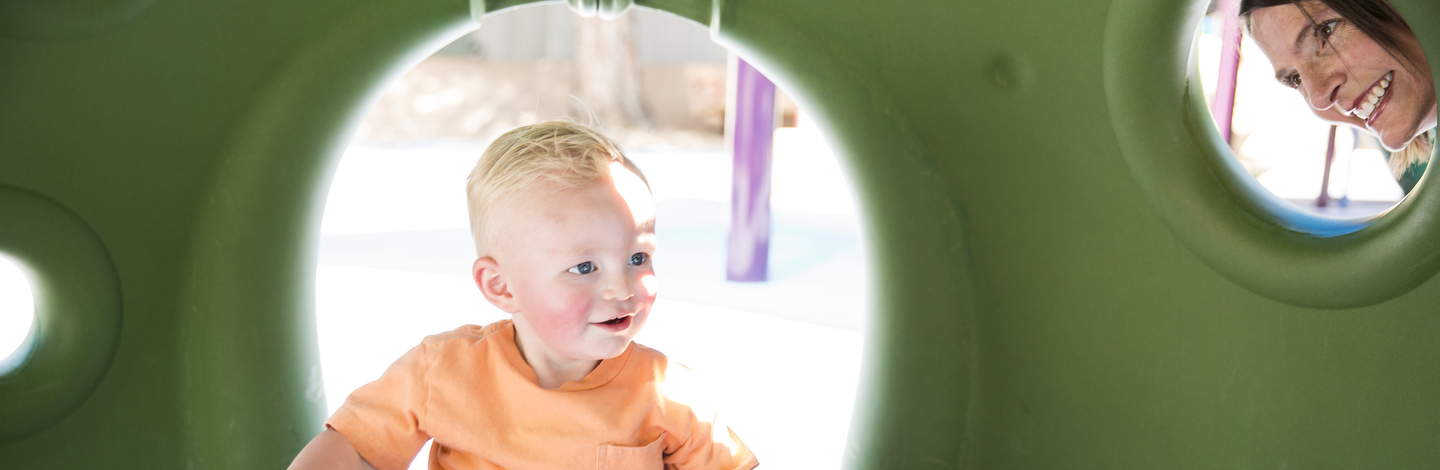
[289,121,758,470]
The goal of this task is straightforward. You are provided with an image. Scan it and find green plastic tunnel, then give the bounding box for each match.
[2,0,1440,467]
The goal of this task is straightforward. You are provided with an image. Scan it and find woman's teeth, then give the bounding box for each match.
[1356,72,1393,120]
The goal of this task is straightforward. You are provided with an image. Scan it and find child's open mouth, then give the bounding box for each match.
[592,314,633,332]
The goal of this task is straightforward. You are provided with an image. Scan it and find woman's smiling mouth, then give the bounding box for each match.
[1352,71,1394,123]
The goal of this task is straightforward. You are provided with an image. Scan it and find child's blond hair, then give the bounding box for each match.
[466,121,648,257]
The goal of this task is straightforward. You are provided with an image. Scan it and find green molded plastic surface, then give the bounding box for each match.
[0,0,159,43]
[0,0,1436,467]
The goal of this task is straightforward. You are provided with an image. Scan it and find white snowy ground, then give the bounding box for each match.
[316,125,867,469]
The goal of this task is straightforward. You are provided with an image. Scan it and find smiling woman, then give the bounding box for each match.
[1242,0,1437,180]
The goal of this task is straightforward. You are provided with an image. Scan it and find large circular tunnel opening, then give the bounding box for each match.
[313,4,869,468]
[172,0,977,465]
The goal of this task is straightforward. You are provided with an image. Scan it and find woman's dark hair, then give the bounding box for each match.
[1238,0,1412,56]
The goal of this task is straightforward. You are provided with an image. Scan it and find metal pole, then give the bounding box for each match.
[726,57,776,282]
[1317,125,1338,208]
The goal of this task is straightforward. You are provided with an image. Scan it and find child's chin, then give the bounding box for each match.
[587,341,632,360]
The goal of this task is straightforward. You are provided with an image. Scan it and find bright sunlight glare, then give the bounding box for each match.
[0,254,36,368]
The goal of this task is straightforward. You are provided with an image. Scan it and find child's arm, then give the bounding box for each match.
[288,429,381,470]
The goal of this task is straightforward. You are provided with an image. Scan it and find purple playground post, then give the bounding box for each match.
[727,57,776,282]
[1317,125,1338,208]
[1213,0,1243,142]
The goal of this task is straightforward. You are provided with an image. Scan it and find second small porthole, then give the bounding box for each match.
[1104,0,1440,308]
[0,185,122,443]
[1196,0,1436,219]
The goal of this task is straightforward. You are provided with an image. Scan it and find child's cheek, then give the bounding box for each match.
[529,288,596,339]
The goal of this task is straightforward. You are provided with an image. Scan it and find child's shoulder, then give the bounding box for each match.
[625,341,677,373]
[626,343,725,417]
[416,319,513,354]
[626,340,666,361]
[625,342,701,387]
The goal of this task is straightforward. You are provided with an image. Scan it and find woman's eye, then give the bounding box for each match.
[1281,73,1301,89]
[1315,19,1339,45]
[628,253,648,266]
[568,262,596,275]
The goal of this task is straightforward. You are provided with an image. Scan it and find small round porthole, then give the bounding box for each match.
[0,254,36,374]
[1103,0,1440,308]
[1195,1,1433,219]
[0,185,121,443]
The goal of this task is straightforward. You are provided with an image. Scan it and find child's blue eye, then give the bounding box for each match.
[628,253,648,266]
[568,262,595,275]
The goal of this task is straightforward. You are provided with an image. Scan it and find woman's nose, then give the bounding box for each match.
[1300,62,1345,111]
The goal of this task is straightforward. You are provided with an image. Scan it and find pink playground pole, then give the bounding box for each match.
[1213,0,1243,143]
[726,57,776,282]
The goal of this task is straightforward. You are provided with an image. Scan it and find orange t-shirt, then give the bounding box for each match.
[326,320,759,470]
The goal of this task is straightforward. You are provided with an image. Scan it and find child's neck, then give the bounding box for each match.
[512,331,601,390]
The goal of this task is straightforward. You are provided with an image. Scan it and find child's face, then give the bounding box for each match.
[494,164,658,364]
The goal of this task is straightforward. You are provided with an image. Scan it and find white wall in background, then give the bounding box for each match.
[451,4,727,65]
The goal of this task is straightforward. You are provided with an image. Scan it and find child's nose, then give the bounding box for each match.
[600,272,635,302]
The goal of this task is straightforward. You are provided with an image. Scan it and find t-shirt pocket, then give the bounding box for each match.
[596,432,665,470]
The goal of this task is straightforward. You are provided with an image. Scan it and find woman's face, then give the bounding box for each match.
[1249,2,1436,151]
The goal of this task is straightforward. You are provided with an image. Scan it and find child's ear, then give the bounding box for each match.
[473,257,519,313]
